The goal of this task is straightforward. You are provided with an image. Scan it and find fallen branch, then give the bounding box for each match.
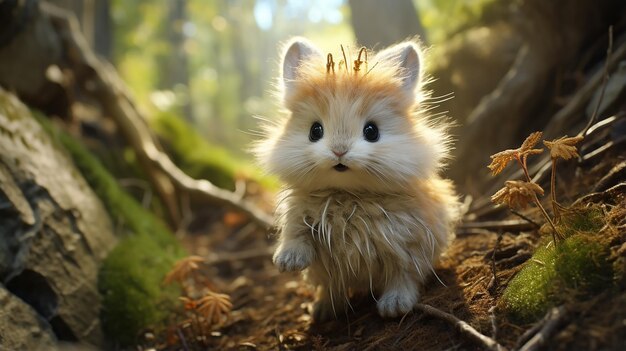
[515,306,569,351]
[458,219,538,232]
[44,4,273,229]
[414,303,507,351]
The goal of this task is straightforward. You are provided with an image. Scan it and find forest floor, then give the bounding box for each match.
[159,144,625,351]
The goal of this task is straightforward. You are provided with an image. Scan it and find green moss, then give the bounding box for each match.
[35,114,185,345]
[557,207,605,238]
[151,111,278,191]
[99,232,182,345]
[503,208,613,322]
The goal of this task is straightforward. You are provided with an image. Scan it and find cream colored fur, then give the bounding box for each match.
[254,37,460,320]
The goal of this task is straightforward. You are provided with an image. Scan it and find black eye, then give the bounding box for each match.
[309,122,324,142]
[363,122,379,142]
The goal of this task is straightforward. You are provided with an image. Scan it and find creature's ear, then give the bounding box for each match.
[375,42,422,95]
[282,38,323,97]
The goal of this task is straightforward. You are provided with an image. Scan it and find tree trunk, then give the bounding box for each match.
[165,0,193,122]
[93,0,112,60]
[349,0,427,48]
[450,0,624,194]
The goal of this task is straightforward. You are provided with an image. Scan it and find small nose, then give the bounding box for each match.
[333,150,347,157]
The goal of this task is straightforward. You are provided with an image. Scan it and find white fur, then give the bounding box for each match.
[254,38,460,320]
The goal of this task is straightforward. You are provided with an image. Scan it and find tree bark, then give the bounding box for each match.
[349,0,427,48]
[165,0,193,122]
[450,0,624,193]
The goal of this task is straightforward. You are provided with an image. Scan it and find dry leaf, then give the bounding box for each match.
[488,149,517,176]
[491,180,544,209]
[543,135,584,160]
[164,256,204,285]
[196,291,233,326]
[520,131,543,152]
[179,296,198,311]
[487,132,544,175]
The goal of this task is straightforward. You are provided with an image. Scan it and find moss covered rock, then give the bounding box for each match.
[37,112,185,346]
[0,89,117,346]
[502,208,614,322]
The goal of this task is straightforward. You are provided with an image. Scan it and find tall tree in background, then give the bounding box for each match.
[165,0,193,122]
[49,0,112,59]
[349,0,427,48]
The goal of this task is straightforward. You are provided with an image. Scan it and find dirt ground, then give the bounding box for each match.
[166,148,625,351]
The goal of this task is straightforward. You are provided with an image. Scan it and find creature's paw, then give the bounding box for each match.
[273,242,314,272]
[377,288,419,318]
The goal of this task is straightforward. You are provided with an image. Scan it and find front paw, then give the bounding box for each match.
[273,243,314,272]
[377,289,419,318]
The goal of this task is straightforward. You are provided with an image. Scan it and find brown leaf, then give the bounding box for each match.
[520,131,543,152]
[491,180,544,209]
[543,135,584,160]
[488,149,518,176]
[179,296,197,311]
[164,256,204,285]
[487,132,544,175]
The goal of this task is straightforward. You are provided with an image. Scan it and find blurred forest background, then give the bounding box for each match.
[1,0,625,350]
[54,0,496,171]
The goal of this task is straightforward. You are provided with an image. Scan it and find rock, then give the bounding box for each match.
[0,284,57,350]
[0,89,117,347]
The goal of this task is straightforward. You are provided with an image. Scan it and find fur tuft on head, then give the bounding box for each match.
[254,38,450,193]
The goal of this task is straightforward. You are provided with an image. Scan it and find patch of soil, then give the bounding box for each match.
[167,143,625,351]
[174,220,535,350]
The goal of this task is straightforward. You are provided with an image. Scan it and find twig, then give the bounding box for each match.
[414,303,507,351]
[44,4,273,229]
[458,219,538,232]
[489,306,498,341]
[580,26,613,138]
[510,210,540,229]
[177,327,190,351]
[489,231,503,293]
[516,306,569,351]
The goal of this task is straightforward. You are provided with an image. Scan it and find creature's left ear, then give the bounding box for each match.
[374,42,422,95]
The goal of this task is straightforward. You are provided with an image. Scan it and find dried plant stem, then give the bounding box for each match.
[414,303,507,351]
[516,156,562,243]
[532,193,561,243]
[489,231,503,293]
[510,210,540,228]
[191,312,205,347]
[550,158,560,219]
[517,156,533,183]
[176,327,190,351]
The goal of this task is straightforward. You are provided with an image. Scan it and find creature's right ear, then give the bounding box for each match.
[282,38,322,97]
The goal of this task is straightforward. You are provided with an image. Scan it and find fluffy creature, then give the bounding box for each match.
[254,38,460,321]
